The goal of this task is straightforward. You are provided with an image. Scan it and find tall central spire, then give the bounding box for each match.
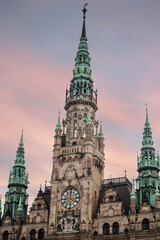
[65,5,97,111]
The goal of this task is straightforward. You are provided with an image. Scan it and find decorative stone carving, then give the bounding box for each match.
[57,209,80,232]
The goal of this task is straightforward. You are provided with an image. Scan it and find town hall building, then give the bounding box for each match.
[0,6,160,240]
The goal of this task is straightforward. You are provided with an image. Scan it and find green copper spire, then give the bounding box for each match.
[142,107,154,147]
[3,131,29,223]
[86,107,92,124]
[15,129,25,166]
[65,6,97,111]
[99,121,103,138]
[56,111,61,130]
[136,108,160,208]
[130,180,136,199]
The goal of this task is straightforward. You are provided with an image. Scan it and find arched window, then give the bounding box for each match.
[103,223,110,235]
[113,222,119,234]
[142,218,149,230]
[93,231,98,235]
[38,229,45,240]
[37,203,41,210]
[109,195,113,202]
[72,141,77,146]
[73,120,77,138]
[21,238,26,240]
[3,231,9,240]
[83,120,86,138]
[30,229,36,240]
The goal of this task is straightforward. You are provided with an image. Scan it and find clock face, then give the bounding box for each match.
[61,188,80,209]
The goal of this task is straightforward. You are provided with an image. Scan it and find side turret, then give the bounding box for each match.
[3,131,29,223]
[136,108,160,209]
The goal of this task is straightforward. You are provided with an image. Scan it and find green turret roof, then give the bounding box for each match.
[142,108,154,148]
[15,129,25,166]
[3,131,29,222]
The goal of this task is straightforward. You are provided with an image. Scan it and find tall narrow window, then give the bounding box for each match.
[103,223,110,235]
[83,120,86,137]
[142,218,149,230]
[30,229,36,240]
[38,229,45,240]
[3,231,9,240]
[113,222,119,234]
[73,120,77,138]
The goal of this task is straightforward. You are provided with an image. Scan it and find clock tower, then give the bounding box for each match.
[48,6,105,238]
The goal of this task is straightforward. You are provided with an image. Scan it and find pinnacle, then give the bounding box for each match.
[86,107,92,124]
[99,121,103,138]
[145,107,150,127]
[56,111,61,130]
[130,180,136,199]
[81,5,87,38]
[19,129,24,146]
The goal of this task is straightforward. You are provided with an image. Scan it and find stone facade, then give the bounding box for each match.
[1,6,160,240]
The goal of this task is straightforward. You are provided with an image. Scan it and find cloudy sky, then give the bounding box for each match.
[1,0,160,209]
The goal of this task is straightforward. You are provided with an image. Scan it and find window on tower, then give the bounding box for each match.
[73,120,77,138]
[142,218,149,230]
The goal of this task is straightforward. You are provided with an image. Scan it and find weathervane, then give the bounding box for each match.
[82,3,88,19]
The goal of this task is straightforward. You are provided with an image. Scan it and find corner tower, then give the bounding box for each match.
[3,130,29,223]
[136,108,160,208]
[49,6,105,237]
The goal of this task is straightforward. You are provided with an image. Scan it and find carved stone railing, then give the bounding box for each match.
[61,146,83,155]
[102,177,132,188]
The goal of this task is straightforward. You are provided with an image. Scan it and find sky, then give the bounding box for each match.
[1,0,160,209]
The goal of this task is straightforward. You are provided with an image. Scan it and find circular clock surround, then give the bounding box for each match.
[61,188,80,209]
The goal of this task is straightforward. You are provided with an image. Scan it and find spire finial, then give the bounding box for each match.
[81,3,88,38]
[19,129,23,146]
[145,104,150,127]
[82,3,88,19]
[56,110,61,130]
[125,169,127,178]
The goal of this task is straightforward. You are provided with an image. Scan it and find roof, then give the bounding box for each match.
[99,177,132,215]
